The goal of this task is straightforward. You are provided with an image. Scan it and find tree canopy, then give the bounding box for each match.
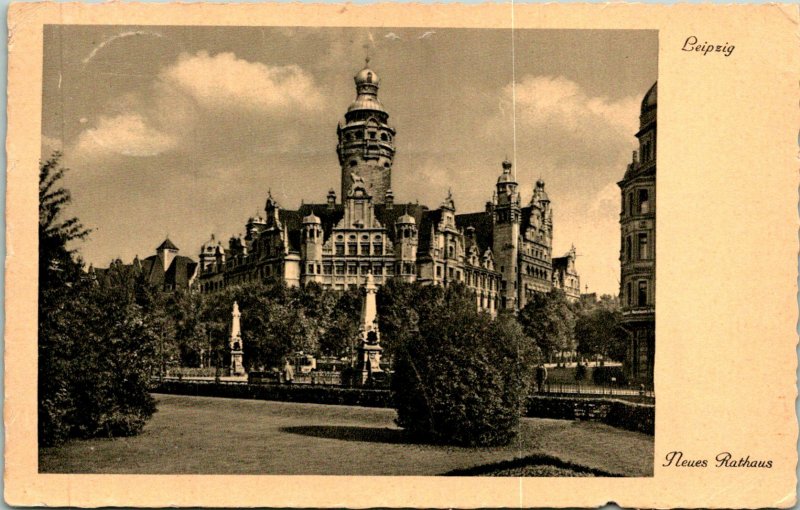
[517,289,576,361]
[391,283,537,446]
[38,153,159,445]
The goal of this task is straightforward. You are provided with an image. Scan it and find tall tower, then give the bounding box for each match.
[619,81,656,384]
[492,159,521,311]
[337,59,396,203]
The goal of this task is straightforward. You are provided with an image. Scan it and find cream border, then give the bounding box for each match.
[5,3,799,508]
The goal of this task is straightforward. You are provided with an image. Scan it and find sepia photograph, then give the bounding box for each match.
[36,25,659,476]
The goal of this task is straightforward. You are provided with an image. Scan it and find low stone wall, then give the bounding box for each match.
[528,395,654,435]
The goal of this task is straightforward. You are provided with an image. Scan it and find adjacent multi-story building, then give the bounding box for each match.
[197,61,580,313]
[619,82,657,383]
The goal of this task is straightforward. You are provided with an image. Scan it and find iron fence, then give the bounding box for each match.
[539,382,655,399]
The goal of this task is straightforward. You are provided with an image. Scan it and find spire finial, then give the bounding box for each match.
[365,56,371,67]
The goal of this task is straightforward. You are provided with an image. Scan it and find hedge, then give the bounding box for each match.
[152,381,653,435]
[528,395,654,435]
[152,380,394,408]
[591,366,627,386]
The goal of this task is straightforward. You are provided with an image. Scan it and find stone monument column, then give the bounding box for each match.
[229,301,245,376]
[355,272,383,385]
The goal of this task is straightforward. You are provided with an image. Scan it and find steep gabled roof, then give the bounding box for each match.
[455,211,494,255]
[164,255,198,288]
[156,238,179,251]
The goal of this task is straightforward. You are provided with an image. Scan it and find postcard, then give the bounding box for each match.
[4,2,798,507]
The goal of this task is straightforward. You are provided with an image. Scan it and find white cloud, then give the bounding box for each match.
[590,181,622,216]
[160,51,323,114]
[70,51,327,165]
[511,75,639,136]
[74,113,177,158]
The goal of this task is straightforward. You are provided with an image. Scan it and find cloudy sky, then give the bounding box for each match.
[42,26,657,295]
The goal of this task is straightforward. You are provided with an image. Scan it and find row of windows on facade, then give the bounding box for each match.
[523,245,550,261]
[624,279,651,307]
[305,261,409,276]
[623,188,651,216]
[434,264,501,291]
[348,159,392,169]
[334,241,386,256]
[477,293,500,311]
[343,130,392,143]
[522,264,550,281]
[200,263,285,291]
[623,232,651,262]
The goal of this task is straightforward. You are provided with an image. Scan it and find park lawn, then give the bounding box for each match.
[39,394,653,476]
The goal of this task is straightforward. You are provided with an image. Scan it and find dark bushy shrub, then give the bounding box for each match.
[575,363,587,381]
[592,365,627,386]
[391,284,536,447]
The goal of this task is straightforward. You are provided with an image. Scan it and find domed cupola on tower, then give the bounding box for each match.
[337,58,396,204]
[495,159,520,208]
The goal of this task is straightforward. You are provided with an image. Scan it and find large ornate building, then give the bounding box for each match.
[197,61,580,313]
[619,82,657,383]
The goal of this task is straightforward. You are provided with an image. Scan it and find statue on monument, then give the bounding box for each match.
[355,272,384,386]
[229,301,246,376]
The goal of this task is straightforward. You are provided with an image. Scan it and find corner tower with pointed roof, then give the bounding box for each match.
[336,59,396,204]
[156,238,179,272]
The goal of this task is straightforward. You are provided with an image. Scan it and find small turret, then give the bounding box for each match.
[156,238,179,271]
[394,207,418,282]
[301,211,324,283]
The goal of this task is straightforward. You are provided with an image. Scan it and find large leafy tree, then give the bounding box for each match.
[517,289,576,362]
[376,279,420,361]
[575,307,627,362]
[391,283,537,446]
[165,289,207,367]
[38,153,159,446]
[319,287,360,359]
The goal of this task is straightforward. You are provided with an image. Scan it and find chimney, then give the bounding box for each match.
[385,188,394,209]
[327,188,336,209]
